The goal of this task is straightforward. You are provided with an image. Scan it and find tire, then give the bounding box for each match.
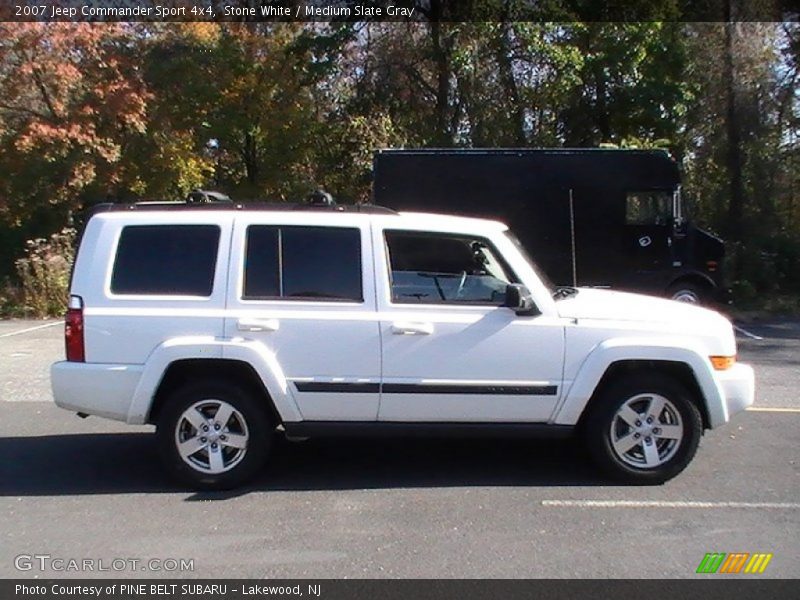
[667,281,707,305]
[583,374,703,485]
[156,380,272,490]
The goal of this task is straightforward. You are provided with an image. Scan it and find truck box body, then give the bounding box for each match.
[373,148,724,299]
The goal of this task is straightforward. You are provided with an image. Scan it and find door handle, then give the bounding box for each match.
[391,321,434,335]
[237,318,280,332]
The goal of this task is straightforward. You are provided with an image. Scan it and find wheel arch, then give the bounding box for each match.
[553,339,728,429]
[126,336,302,425]
[147,358,282,426]
[666,272,716,298]
[574,359,710,431]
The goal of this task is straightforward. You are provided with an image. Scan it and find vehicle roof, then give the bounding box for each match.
[87,203,509,232]
[376,147,673,158]
[394,211,508,232]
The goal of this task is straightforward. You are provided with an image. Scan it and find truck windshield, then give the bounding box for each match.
[504,231,555,294]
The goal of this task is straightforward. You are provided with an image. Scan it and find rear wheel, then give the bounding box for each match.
[583,374,703,484]
[156,380,272,490]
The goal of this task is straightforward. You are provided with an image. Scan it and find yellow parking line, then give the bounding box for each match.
[746,407,800,413]
[542,500,800,509]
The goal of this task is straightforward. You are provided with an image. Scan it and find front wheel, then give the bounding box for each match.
[667,281,707,304]
[156,380,272,490]
[583,375,703,484]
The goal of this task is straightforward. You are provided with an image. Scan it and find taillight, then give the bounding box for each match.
[65,295,85,362]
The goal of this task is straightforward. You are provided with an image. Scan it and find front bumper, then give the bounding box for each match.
[716,362,755,423]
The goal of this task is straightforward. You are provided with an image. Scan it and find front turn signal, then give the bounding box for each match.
[710,355,736,370]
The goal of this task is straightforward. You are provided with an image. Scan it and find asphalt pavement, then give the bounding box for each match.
[0,318,797,578]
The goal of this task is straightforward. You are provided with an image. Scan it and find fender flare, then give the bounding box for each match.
[125,336,301,424]
[667,271,717,293]
[552,337,728,428]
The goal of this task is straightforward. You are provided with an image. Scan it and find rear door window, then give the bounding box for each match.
[111,225,220,296]
[244,226,362,302]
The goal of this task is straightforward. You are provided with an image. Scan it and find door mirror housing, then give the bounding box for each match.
[504,284,540,317]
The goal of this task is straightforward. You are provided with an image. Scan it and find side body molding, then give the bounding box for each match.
[126,336,301,424]
[552,337,728,428]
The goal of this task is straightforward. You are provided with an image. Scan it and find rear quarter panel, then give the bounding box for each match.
[71,212,233,365]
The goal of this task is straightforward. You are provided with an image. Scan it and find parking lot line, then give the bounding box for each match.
[542,500,800,509]
[734,325,764,340]
[0,321,63,338]
[746,407,800,413]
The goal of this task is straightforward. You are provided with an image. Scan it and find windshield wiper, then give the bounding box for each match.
[553,286,579,300]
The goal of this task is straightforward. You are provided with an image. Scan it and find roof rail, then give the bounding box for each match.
[88,201,398,215]
[84,188,397,215]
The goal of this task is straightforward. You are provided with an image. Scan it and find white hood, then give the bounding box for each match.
[554,287,738,367]
[556,288,729,329]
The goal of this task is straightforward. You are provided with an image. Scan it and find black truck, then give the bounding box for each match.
[372,148,725,304]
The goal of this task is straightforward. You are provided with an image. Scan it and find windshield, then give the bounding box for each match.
[504,231,555,293]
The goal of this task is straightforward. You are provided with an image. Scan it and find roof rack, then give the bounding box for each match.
[88,201,398,216]
[85,188,398,216]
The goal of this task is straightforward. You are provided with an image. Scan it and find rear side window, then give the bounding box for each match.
[111,225,220,296]
[244,226,362,302]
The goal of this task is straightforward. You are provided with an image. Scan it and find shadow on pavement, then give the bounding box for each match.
[0,432,607,497]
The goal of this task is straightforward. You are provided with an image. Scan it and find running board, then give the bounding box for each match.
[283,421,575,440]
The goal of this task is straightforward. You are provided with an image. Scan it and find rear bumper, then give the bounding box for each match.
[716,362,755,424]
[51,361,142,422]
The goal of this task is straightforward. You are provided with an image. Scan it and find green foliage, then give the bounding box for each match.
[13,228,75,318]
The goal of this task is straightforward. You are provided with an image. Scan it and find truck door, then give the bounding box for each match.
[621,190,675,289]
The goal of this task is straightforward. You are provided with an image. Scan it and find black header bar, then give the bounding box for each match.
[0,0,796,23]
[4,579,800,600]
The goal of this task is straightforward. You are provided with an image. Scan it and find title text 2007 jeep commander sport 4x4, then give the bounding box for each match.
[51,201,755,489]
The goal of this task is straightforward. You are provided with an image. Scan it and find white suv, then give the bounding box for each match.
[51,201,755,489]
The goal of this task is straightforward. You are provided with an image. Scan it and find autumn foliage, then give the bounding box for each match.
[0,24,149,221]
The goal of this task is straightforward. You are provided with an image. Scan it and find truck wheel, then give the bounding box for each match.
[156,380,272,490]
[583,375,703,484]
[667,281,706,304]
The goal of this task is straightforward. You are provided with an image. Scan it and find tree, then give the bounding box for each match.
[0,23,149,222]
[557,22,689,149]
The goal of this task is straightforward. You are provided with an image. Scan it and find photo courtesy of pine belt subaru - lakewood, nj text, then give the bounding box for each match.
[51,200,755,490]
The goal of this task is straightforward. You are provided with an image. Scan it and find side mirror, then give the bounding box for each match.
[503,284,540,317]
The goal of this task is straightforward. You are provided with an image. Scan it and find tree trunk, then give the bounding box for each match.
[242,131,258,185]
[431,23,451,145]
[429,1,454,146]
[723,9,746,243]
[495,22,527,146]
